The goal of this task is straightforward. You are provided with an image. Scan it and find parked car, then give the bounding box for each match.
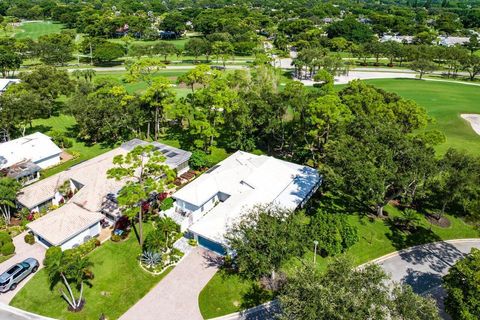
[0,258,39,293]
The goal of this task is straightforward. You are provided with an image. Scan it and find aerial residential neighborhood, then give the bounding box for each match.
[0,1,479,320]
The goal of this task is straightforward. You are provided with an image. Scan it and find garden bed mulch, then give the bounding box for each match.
[426,214,451,228]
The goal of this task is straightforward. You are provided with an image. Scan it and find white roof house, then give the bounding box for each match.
[379,34,414,44]
[0,132,61,184]
[438,36,470,47]
[0,78,20,93]
[172,151,321,253]
[18,139,191,250]
[0,132,61,170]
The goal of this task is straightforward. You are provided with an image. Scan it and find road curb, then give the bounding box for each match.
[0,303,56,320]
[359,238,480,267]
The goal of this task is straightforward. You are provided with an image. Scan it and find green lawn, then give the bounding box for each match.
[14,21,64,40]
[337,79,480,156]
[200,79,480,318]
[199,206,479,319]
[11,224,172,320]
[29,114,112,178]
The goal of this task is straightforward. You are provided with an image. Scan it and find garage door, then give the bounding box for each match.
[197,236,226,255]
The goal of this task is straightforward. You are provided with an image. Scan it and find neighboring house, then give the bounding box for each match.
[171,151,321,254]
[379,34,414,44]
[0,132,62,185]
[0,78,20,94]
[17,139,191,250]
[438,36,470,47]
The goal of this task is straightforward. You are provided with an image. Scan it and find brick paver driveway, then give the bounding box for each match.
[120,247,220,320]
[0,232,46,304]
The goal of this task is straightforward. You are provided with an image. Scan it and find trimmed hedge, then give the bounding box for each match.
[1,242,15,255]
[24,233,35,245]
[0,231,14,256]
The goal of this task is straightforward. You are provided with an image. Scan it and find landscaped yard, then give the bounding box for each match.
[29,114,112,178]
[339,79,480,156]
[199,205,479,319]
[10,224,172,320]
[14,21,64,40]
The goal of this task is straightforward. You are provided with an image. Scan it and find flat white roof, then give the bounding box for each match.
[0,78,20,92]
[0,132,61,170]
[174,151,321,244]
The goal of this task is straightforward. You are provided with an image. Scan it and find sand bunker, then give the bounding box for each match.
[461,114,480,136]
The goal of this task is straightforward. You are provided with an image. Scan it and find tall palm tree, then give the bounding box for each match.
[45,248,93,311]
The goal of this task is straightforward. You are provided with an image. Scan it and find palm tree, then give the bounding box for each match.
[44,247,93,311]
[157,217,178,249]
[0,177,21,225]
[71,69,83,81]
[82,69,96,83]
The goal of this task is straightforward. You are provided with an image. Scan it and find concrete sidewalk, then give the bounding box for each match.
[119,247,220,320]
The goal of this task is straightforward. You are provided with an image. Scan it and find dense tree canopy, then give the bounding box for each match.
[443,248,480,320]
[279,257,440,320]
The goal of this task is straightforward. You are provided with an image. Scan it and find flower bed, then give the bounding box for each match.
[139,248,183,275]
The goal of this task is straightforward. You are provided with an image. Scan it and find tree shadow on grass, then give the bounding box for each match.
[385,218,442,251]
[27,124,52,135]
[240,283,272,310]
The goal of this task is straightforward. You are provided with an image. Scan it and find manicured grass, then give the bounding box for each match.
[337,79,480,156]
[109,37,190,50]
[14,21,64,40]
[29,114,112,178]
[199,206,479,319]
[11,224,172,320]
[199,271,273,319]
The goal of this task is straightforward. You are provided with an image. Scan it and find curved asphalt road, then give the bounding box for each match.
[215,239,480,320]
[376,239,480,319]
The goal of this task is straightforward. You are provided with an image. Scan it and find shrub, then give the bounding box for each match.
[160,197,174,212]
[1,242,15,255]
[75,238,100,256]
[0,231,14,255]
[7,226,23,237]
[189,150,208,170]
[111,234,122,242]
[44,246,62,266]
[188,239,197,246]
[140,251,162,268]
[24,233,35,245]
[0,231,11,245]
[309,210,358,257]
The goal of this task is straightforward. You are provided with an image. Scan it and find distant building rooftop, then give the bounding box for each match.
[0,132,61,170]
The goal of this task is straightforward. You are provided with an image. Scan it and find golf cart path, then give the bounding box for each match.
[0,232,46,304]
[119,247,219,320]
[214,239,480,320]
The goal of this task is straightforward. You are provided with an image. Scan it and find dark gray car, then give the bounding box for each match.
[0,258,39,292]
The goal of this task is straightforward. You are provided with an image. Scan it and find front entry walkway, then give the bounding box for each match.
[119,247,220,320]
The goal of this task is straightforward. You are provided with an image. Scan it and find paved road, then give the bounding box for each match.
[65,65,248,73]
[216,239,480,320]
[0,303,54,320]
[119,247,219,320]
[377,239,480,319]
[0,232,46,304]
